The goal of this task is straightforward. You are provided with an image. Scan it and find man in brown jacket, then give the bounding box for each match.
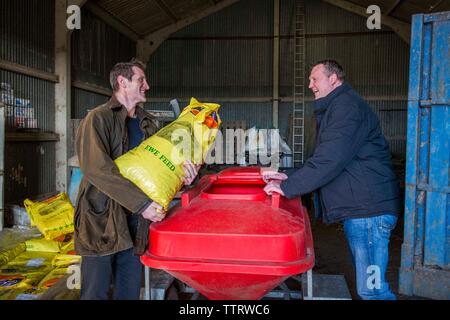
[74,59,199,300]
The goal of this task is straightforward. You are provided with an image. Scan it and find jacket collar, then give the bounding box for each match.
[313,82,352,115]
[106,95,153,122]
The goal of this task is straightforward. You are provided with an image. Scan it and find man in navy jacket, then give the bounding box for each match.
[263,60,401,300]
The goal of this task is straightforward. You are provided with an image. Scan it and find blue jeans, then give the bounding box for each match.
[343,214,397,300]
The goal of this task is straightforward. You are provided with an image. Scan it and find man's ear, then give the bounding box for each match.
[329,73,338,86]
[117,75,127,89]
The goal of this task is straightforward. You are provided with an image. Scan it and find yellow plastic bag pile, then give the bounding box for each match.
[0,234,81,300]
[25,233,75,254]
[0,251,55,292]
[0,243,26,266]
[115,97,221,210]
[23,193,74,240]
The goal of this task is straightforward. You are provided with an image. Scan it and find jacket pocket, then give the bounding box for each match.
[77,204,117,253]
[378,214,398,239]
[85,185,110,214]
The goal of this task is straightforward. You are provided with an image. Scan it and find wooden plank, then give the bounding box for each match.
[0,59,59,83]
[72,80,112,97]
[6,132,60,142]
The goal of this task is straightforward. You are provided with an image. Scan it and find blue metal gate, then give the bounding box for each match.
[399,11,450,300]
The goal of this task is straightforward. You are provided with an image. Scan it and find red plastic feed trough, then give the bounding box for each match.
[140,167,314,300]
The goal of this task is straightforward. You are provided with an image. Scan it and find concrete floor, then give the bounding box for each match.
[310,217,425,300]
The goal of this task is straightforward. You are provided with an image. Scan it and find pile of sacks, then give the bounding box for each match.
[0,193,80,300]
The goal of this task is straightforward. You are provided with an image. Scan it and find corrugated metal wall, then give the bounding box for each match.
[0,0,54,72]
[146,0,275,131]
[0,0,56,205]
[71,87,109,119]
[71,8,136,118]
[146,0,409,158]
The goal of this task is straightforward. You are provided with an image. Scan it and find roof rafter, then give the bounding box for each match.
[385,0,403,16]
[322,0,411,44]
[84,1,140,41]
[137,0,240,62]
[429,0,445,12]
[153,0,178,23]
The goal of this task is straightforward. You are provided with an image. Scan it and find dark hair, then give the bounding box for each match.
[312,60,345,81]
[109,58,146,91]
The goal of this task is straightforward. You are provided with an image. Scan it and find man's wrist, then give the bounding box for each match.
[135,199,152,215]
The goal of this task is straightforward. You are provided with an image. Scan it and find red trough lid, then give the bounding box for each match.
[141,167,314,299]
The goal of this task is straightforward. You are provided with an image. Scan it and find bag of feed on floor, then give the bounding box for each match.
[58,234,75,255]
[23,193,74,240]
[25,237,62,253]
[115,97,221,210]
[37,267,69,289]
[0,287,33,300]
[0,251,55,290]
[51,254,81,268]
[0,243,26,266]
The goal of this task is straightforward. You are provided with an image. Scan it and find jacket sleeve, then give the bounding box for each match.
[281,101,367,198]
[76,111,151,214]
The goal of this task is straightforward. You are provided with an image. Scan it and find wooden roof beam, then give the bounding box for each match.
[385,0,403,16]
[137,0,240,63]
[84,1,140,41]
[154,0,178,23]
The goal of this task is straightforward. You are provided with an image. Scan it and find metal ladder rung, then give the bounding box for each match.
[293,0,305,167]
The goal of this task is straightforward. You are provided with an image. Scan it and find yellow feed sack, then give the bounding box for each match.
[37,267,69,289]
[0,251,55,290]
[0,243,26,266]
[115,97,221,210]
[51,254,81,268]
[0,287,32,300]
[24,193,74,240]
[25,237,61,253]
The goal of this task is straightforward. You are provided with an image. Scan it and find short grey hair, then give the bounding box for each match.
[312,60,345,81]
[109,58,146,92]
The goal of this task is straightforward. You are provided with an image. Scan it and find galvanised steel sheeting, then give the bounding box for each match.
[147,100,273,130]
[145,101,175,111]
[371,100,407,158]
[97,0,167,36]
[281,0,378,36]
[0,0,54,72]
[1,70,55,132]
[280,33,409,97]
[174,0,273,37]
[218,102,272,129]
[5,142,55,205]
[71,87,109,119]
[147,39,272,98]
[399,11,450,300]
[71,8,136,89]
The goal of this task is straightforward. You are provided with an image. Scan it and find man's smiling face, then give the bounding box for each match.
[308,64,338,100]
[125,66,149,104]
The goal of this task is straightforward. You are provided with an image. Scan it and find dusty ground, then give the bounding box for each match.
[310,217,425,300]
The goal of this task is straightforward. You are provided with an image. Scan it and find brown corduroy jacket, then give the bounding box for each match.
[74,96,158,257]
